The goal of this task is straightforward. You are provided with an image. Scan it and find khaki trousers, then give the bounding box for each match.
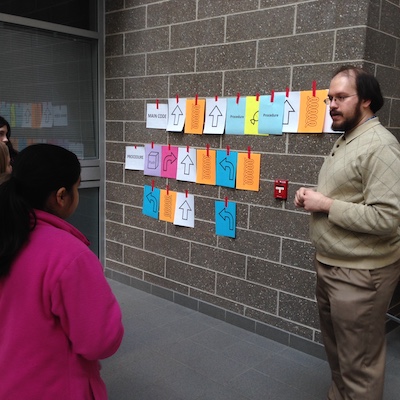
[315,259,400,400]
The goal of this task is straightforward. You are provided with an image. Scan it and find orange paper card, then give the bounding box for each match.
[196,149,216,185]
[297,89,327,133]
[236,152,261,191]
[159,189,177,223]
[184,98,205,134]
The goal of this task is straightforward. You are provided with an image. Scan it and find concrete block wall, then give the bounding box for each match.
[104,0,400,351]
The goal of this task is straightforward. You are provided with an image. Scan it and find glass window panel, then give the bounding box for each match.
[0,23,98,159]
[0,0,97,31]
[67,187,99,256]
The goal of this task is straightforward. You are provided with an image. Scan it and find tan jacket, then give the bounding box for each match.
[310,117,400,269]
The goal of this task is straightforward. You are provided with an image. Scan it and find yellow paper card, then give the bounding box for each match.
[236,152,261,191]
[159,189,177,223]
[298,89,327,133]
[184,98,205,134]
[244,96,260,135]
[196,149,216,185]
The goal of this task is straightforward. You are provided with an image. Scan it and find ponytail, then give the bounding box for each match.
[0,176,35,276]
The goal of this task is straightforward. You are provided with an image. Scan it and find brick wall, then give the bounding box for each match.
[104,0,400,351]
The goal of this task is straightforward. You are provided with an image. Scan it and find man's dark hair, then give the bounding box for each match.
[333,66,384,113]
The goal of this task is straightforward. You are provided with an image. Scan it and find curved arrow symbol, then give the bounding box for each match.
[146,192,158,213]
[163,152,177,171]
[219,208,234,231]
[219,158,234,181]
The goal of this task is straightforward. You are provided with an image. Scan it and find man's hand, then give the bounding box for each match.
[294,187,333,213]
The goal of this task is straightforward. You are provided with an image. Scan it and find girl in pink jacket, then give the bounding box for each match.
[0,144,124,399]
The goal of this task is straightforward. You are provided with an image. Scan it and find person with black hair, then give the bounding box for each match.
[0,143,124,400]
[0,115,18,164]
[295,66,400,400]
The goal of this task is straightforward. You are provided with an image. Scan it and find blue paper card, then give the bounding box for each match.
[258,93,285,135]
[215,200,236,238]
[225,97,246,135]
[142,185,160,219]
[216,150,238,188]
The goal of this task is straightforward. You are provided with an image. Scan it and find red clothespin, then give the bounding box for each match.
[224,197,228,207]
[247,146,251,159]
[151,141,154,149]
[185,189,188,198]
[256,92,260,101]
[271,90,275,102]
[286,87,290,97]
[312,80,317,97]
[168,143,171,150]
[134,145,137,149]
[215,95,218,102]
[236,93,240,104]
[206,143,210,157]
[156,99,159,109]
[226,145,230,155]
[151,180,155,191]
[195,94,198,105]
[176,94,179,103]
[166,185,169,195]
[186,145,190,153]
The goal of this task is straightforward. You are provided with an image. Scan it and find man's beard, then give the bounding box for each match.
[331,103,362,132]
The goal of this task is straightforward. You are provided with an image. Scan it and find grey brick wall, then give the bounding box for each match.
[105,0,400,347]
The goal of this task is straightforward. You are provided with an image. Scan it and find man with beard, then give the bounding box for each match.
[294,66,400,400]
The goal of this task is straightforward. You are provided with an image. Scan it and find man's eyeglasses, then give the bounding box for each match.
[324,94,358,105]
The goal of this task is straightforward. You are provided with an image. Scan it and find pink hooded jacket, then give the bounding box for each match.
[0,210,124,399]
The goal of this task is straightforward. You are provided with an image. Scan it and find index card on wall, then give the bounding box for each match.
[125,146,145,170]
[146,103,168,129]
[173,192,195,228]
[167,98,186,132]
[203,97,227,134]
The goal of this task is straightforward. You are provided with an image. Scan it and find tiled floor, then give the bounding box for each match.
[102,279,400,400]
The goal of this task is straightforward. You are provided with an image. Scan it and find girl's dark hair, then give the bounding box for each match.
[0,115,19,163]
[333,66,384,113]
[0,143,81,277]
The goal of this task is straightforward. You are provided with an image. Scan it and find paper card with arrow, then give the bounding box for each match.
[216,149,238,188]
[244,95,260,135]
[176,146,197,182]
[167,97,186,132]
[215,200,236,238]
[203,97,227,134]
[161,145,178,179]
[142,185,160,219]
[282,91,300,133]
[173,192,195,228]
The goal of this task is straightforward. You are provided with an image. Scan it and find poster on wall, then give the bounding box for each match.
[53,105,68,127]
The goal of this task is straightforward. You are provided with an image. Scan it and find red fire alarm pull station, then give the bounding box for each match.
[274,179,288,200]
